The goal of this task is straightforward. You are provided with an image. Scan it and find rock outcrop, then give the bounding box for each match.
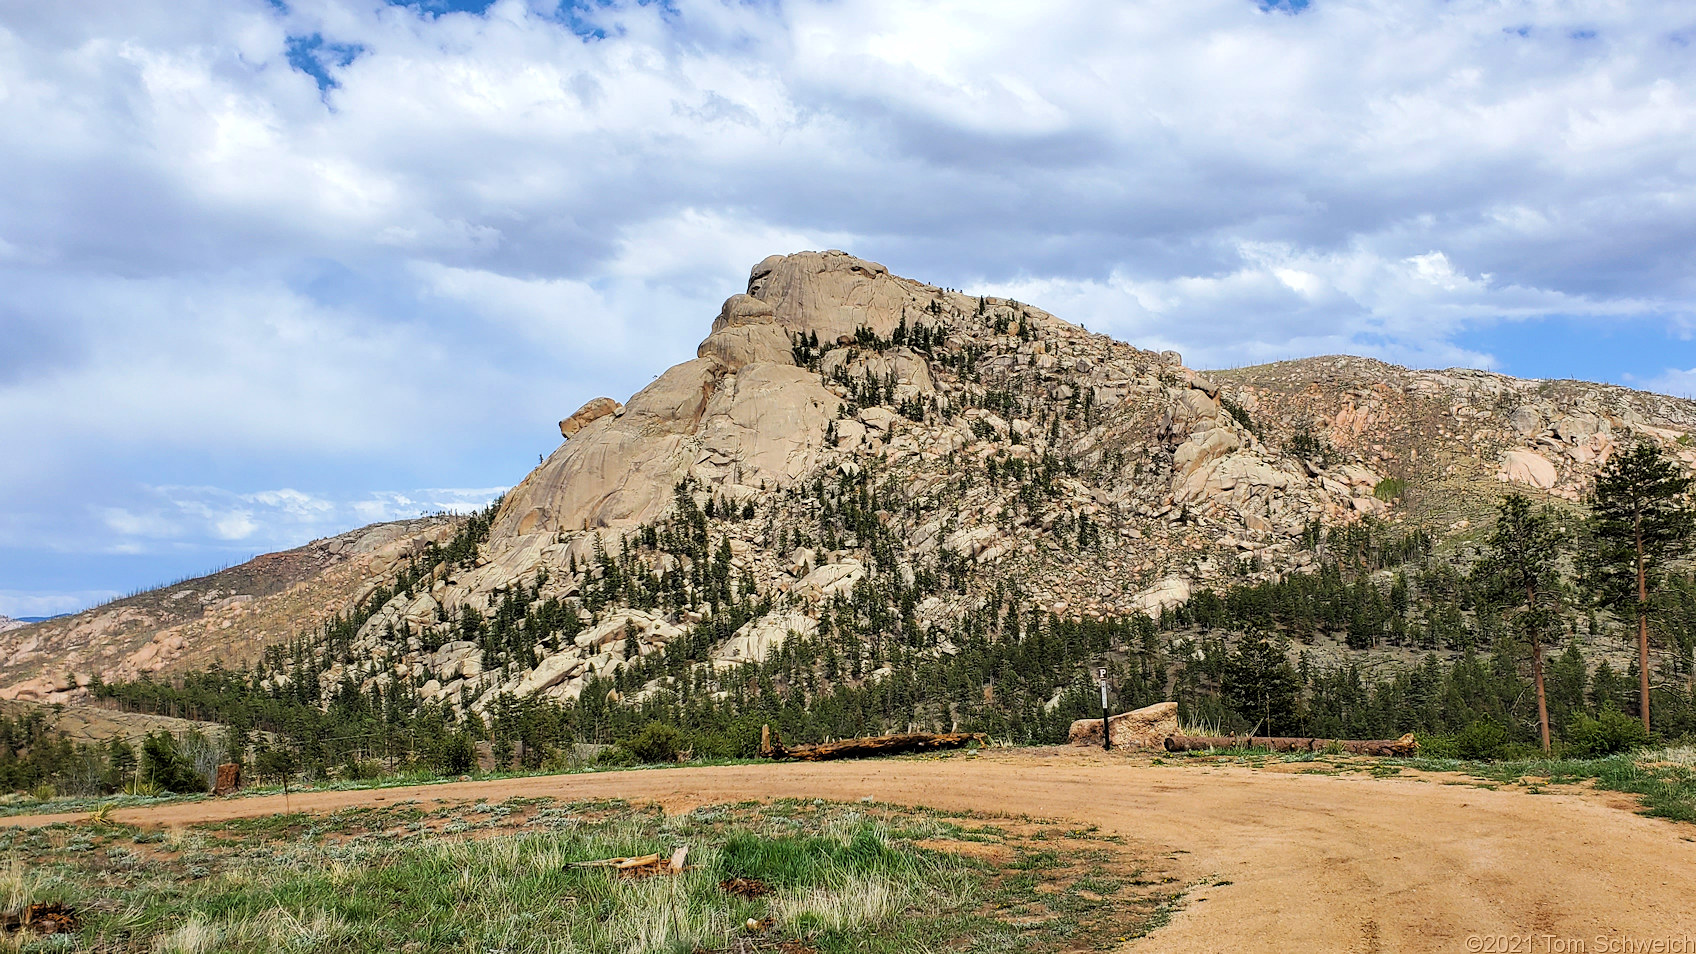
[559,397,621,439]
[1068,702,1180,751]
[1213,355,1696,519]
[276,252,1696,721]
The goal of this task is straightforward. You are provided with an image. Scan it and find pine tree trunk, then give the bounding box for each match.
[1636,519,1652,733]
[1532,632,1550,753]
[1529,585,1550,752]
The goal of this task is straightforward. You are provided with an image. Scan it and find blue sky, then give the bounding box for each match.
[1,0,1694,616]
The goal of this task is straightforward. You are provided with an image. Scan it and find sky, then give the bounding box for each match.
[2,0,1694,617]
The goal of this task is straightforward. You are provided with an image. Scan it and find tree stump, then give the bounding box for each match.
[213,762,242,796]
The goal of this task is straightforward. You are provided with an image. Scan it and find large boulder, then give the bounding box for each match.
[1499,449,1558,490]
[713,611,817,668]
[1131,578,1191,617]
[1068,702,1179,751]
[559,397,622,439]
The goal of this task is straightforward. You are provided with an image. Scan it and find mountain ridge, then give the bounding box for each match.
[5,251,1694,715]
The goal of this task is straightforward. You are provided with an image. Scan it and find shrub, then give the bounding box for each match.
[1373,477,1408,502]
[1413,732,1455,759]
[341,757,384,781]
[1286,426,1332,464]
[621,722,685,765]
[438,732,478,776]
[141,732,209,794]
[1566,709,1652,758]
[1453,721,1509,761]
[1220,397,1259,436]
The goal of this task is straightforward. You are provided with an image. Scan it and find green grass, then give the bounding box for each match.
[1165,743,1696,824]
[1401,746,1696,823]
[0,756,772,820]
[0,798,1177,954]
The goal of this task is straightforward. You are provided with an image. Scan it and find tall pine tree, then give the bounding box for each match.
[1586,441,1694,732]
[1482,494,1566,751]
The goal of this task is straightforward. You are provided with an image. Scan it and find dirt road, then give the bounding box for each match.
[14,749,1695,953]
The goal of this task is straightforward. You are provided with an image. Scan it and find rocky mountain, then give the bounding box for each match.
[12,251,1695,721]
[0,616,26,634]
[0,517,460,703]
[294,251,1693,717]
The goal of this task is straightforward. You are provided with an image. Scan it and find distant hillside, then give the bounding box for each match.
[1212,355,1696,532]
[0,517,461,702]
[0,698,227,747]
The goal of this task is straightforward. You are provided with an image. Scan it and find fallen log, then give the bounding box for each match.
[567,850,690,879]
[1163,733,1418,757]
[760,724,986,761]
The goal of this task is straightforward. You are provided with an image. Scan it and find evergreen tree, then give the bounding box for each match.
[140,732,206,794]
[1481,494,1566,750]
[1586,441,1694,731]
[1221,634,1302,736]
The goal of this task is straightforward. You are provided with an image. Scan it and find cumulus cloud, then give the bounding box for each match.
[94,484,503,552]
[1644,368,1696,399]
[3,0,1695,609]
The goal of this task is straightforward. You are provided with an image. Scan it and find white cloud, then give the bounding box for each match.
[4,0,1696,608]
[0,591,122,620]
[1643,368,1696,400]
[81,485,505,557]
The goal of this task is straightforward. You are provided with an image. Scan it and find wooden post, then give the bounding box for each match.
[1098,667,1110,751]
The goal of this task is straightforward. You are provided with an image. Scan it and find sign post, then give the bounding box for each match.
[1097,667,1110,751]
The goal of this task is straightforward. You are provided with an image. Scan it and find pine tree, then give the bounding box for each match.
[1222,634,1302,736]
[1482,494,1566,751]
[1586,441,1694,732]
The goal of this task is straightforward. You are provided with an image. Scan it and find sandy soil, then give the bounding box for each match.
[13,748,1696,953]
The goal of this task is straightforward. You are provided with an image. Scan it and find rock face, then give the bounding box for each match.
[492,252,927,540]
[0,616,25,634]
[1068,702,1180,751]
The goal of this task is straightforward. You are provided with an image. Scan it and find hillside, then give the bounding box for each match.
[285,252,1692,721]
[0,517,460,702]
[0,699,228,748]
[1212,355,1696,531]
[14,251,1696,751]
